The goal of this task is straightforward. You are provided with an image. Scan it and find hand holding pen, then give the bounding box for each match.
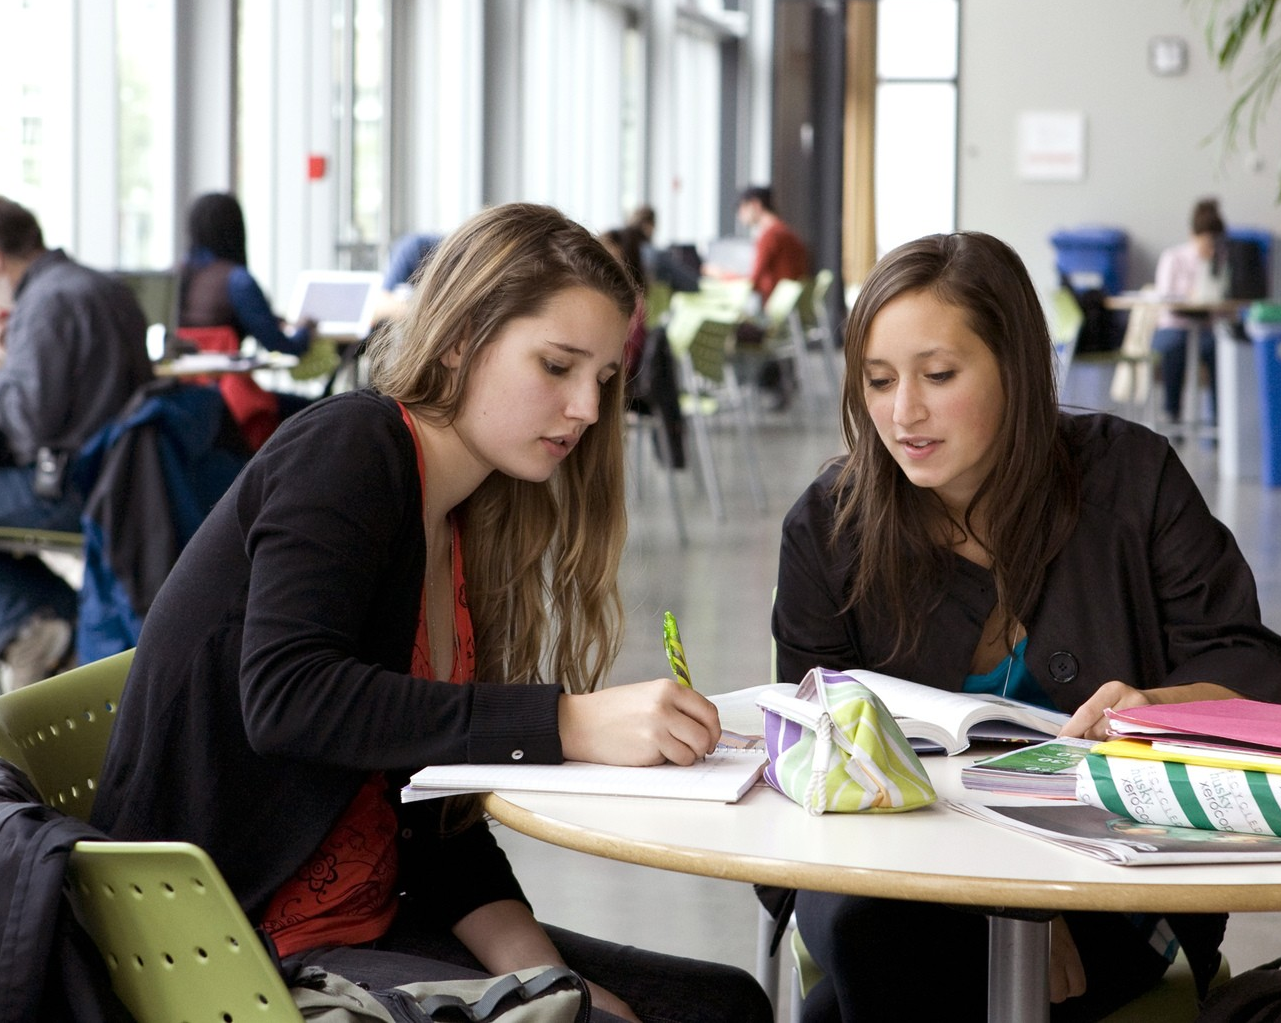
[556,609,717,765]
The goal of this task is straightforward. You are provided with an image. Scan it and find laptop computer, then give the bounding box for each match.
[285,270,384,340]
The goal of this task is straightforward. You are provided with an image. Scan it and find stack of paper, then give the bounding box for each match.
[961,737,1095,798]
[1074,700,1281,837]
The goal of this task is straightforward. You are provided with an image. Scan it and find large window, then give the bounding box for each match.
[875,0,958,255]
[116,0,174,269]
[338,0,387,270]
[0,0,75,251]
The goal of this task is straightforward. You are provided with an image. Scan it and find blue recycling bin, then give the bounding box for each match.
[1051,227,1129,295]
[1246,302,1281,487]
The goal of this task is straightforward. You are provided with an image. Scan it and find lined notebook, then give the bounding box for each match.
[402,750,766,804]
[402,686,771,804]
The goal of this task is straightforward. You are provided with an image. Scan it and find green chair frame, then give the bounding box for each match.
[0,647,134,821]
[0,648,303,1020]
[67,840,304,1023]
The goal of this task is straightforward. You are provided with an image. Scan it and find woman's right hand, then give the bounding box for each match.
[559,679,721,766]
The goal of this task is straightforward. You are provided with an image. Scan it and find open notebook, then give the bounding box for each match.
[402,687,771,804]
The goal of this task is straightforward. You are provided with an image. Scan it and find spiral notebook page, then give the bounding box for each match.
[403,748,766,804]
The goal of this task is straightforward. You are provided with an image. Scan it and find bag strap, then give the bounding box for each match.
[416,966,588,1023]
[804,715,834,814]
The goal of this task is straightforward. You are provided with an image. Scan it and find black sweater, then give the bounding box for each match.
[91,390,564,926]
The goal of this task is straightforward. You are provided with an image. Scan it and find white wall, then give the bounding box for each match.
[958,0,1281,300]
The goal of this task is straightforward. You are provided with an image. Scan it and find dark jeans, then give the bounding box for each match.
[1153,325,1216,420]
[285,913,772,1023]
[0,464,81,649]
[795,891,1172,1023]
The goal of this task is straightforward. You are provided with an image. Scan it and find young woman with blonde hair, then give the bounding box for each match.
[93,203,771,1023]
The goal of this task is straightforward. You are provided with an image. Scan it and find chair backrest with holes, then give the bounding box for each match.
[0,648,134,821]
[688,319,736,383]
[67,840,304,1023]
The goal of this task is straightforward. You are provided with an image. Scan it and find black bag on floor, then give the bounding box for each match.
[1194,956,1281,1023]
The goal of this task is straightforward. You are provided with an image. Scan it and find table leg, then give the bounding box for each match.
[987,916,1049,1023]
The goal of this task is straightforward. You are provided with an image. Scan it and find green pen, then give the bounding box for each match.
[662,610,694,689]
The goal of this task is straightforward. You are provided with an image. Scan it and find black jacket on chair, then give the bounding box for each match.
[0,759,129,1023]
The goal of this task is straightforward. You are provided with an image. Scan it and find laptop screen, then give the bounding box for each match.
[286,271,384,340]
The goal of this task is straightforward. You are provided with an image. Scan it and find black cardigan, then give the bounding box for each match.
[91,390,564,926]
[770,412,1279,998]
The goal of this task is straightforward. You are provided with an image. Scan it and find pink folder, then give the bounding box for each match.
[1106,699,1281,751]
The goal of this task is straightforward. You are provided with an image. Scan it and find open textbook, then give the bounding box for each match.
[402,687,769,805]
[950,800,1281,866]
[770,669,1070,755]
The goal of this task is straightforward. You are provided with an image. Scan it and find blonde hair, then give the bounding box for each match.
[366,203,637,694]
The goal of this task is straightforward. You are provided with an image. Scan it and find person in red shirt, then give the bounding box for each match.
[736,185,809,303]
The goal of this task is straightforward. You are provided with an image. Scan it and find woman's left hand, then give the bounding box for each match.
[1059,681,1153,741]
[1060,680,1242,741]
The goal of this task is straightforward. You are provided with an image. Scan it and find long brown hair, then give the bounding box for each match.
[366,203,637,694]
[833,232,1079,662]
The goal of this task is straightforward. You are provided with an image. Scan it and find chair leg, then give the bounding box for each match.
[755,903,781,1009]
[678,355,725,521]
[649,418,688,547]
[724,367,768,514]
[790,964,804,1023]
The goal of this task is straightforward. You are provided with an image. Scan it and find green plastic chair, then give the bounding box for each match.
[666,295,766,519]
[0,647,134,821]
[67,840,304,1023]
[760,278,833,407]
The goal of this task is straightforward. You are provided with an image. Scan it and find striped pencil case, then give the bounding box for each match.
[756,667,937,816]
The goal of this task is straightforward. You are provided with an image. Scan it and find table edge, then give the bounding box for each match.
[483,793,1281,913]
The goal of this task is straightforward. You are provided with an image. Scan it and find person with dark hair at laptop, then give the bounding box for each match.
[626,205,700,293]
[177,192,316,450]
[179,192,315,357]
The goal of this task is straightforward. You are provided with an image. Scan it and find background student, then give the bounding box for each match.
[772,231,1281,1022]
[0,196,153,692]
[177,191,316,448]
[179,191,315,357]
[1151,197,1228,423]
[91,202,771,1023]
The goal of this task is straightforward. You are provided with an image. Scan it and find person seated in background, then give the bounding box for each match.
[602,225,686,469]
[703,185,809,305]
[706,185,811,410]
[626,205,700,293]
[1152,197,1228,424]
[90,202,770,1023]
[0,196,154,691]
[179,191,314,358]
[178,192,315,449]
[371,231,445,324]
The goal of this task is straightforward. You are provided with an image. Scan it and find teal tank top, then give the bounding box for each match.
[961,637,1054,710]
